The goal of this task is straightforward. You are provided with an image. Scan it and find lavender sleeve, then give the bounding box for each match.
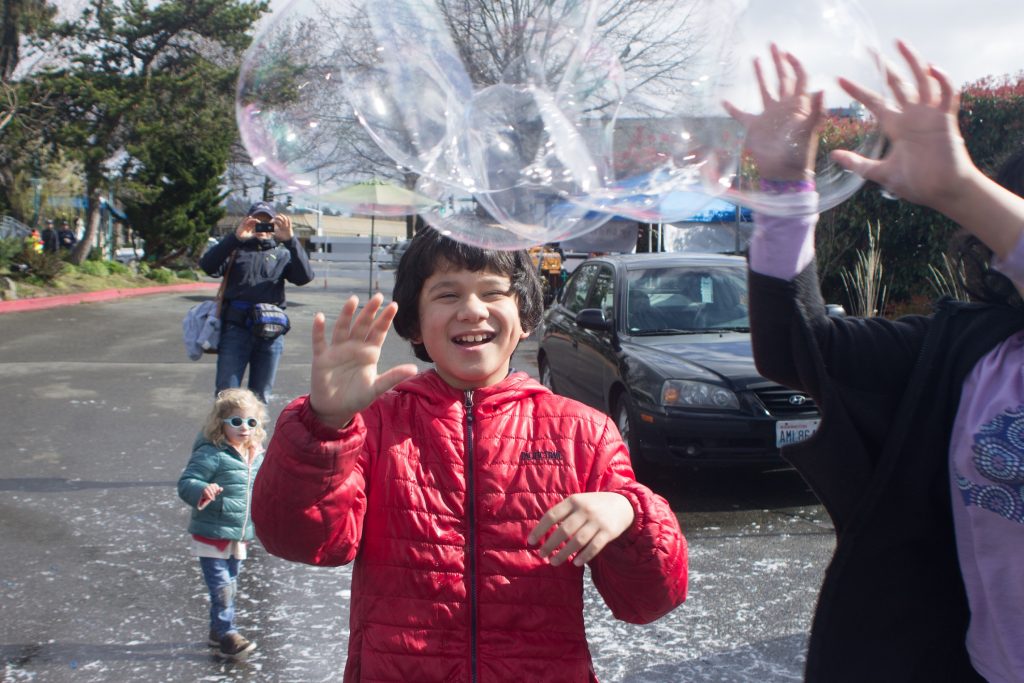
[992,229,1024,287]
[748,192,820,281]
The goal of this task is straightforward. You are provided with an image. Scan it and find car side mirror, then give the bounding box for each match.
[576,308,613,332]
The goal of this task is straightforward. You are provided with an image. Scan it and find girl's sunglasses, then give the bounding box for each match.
[223,416,260,429]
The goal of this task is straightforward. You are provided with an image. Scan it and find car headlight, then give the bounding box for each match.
[661,380,739,410]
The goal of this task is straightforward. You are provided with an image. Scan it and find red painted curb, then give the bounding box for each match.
[0,281,219,314]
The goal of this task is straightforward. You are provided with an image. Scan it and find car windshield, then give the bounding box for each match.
[626,263,750,334]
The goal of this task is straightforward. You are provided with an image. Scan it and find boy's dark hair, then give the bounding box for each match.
[392,227,545,362]
[953,147,1024,308]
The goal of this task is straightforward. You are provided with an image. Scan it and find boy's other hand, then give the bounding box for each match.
[528,492,636,567]
[310,293,419,429]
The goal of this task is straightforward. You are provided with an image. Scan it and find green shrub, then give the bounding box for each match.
[146,266,176,284]
[106,260,133,276]
[0,237,22,269]
[78,260,110,277]
[175,268,199,281]
[10,248,65,282]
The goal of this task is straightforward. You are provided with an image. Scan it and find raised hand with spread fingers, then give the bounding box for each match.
[309,293,419,429]
[722,42,825,182]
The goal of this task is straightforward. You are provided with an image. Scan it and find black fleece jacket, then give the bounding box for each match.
[748,263,1024,683]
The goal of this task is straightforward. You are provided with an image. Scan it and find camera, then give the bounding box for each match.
[255,221,275,233]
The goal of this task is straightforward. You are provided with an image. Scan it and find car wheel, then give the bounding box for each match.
[539,357,557,394]
[613,392,639,455]
[614,392,658,484]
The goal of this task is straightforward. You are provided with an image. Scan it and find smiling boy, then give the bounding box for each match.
[252,228,687,682]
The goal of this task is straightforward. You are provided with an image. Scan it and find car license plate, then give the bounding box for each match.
[776,418,821,447]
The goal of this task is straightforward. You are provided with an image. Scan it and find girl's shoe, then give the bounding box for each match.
[217,632,256,661]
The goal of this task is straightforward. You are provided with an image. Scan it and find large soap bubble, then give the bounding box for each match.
[237,0,474,203]
[566,0,737,223]
[238,0,888,248]
[236,0,366,200]
[416,177,571,250]
[365,0,619,246]
[352,0,474,188]
[709,0,886,216]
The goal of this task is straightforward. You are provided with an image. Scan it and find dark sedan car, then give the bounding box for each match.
[537,252,820,467]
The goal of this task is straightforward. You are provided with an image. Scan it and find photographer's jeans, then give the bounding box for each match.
[215,322,284,403]
[199,557,241,638]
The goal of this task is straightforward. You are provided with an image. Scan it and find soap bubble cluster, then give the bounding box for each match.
[237,0,885,248]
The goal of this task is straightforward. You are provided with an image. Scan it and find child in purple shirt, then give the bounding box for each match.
[728,42,1024,682]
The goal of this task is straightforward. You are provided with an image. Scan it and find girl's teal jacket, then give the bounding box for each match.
[178,434,264,541]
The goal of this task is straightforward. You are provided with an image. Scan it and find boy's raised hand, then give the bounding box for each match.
[722,43,824,181]
[830,40,975,212]
[528,492,635,567]
[309,293,419,429]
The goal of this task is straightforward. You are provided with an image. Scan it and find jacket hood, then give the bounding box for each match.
[192,432,212,451]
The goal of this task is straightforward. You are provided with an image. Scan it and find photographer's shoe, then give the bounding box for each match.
[217,632,256,661]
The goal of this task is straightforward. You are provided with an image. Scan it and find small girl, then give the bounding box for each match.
[177,388,267,661]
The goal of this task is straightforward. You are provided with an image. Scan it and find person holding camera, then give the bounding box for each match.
[200,201,315,404]
[57,221,77,251]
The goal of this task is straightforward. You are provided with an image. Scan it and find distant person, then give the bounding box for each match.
[251,228,688,681]
[28,228,43,254]
[727,42,1024,681]
[200,201,314,403]
[39,220,57,253]
[57,221,77,251]
[177,388,267,661]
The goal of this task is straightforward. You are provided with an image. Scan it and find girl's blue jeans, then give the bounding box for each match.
[215,323,284,404]
[199,557,241,637]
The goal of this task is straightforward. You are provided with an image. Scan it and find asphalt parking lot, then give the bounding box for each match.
[0,262,834,681]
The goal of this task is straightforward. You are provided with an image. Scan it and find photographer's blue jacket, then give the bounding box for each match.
[200,233,314,310]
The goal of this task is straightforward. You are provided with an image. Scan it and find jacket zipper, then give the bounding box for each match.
[239,453,253,540]
[464,390,478,683]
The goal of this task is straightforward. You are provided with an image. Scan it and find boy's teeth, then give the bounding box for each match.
[456,334,489,343]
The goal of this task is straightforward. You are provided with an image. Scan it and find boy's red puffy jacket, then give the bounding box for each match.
[253,371,687,682]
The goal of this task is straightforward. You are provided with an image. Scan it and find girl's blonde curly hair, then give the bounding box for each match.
[201,388,269,451]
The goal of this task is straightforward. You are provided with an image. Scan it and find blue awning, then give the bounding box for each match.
[678,197,752,223]
[102,200,129,222]
[73,196,129,222]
